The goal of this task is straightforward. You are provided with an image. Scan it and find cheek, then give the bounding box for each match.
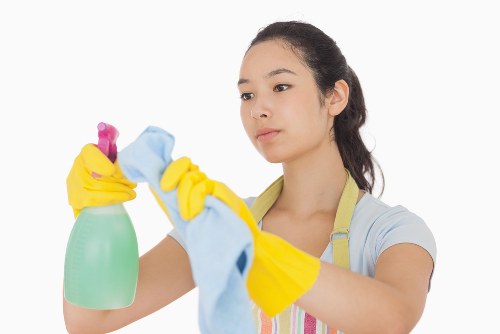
[291,105,331,145]
[240,108,254,139]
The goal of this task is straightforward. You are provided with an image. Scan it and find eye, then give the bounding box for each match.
[240,92,254,101]
[274,84,290,92]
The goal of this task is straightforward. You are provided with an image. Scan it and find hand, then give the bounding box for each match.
[115,126,318,316]
[158,157,247,221]
[147,156,203,224]
[163,158,321,317]
[67,144,137,218]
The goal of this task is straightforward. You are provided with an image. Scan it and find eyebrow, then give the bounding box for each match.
[237,68,297,86]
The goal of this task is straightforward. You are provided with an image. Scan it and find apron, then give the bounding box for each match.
[249,169,359,334]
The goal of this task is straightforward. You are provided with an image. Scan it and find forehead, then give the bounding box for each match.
[239,40,308,76]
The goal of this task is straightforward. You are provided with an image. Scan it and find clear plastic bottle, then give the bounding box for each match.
[64,123,139,309]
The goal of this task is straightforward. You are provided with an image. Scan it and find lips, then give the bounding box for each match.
[256,128,280,142]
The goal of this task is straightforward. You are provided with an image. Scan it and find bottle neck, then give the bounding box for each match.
[82,203,126,215]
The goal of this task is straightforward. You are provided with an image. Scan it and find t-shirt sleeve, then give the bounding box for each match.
[167,227,187,250]
[371,206,437,291]
[374,206,437,266]
[166,196,256,251]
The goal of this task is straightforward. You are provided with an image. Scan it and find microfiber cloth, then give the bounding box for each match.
[117,126,256,334]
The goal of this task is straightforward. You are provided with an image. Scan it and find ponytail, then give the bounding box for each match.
[335,67,384,195]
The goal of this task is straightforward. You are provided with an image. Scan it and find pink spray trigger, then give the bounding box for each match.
[97,122,119,163]
[91,122,119,178]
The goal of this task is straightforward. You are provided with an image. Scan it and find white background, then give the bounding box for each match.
[1,0,498,333]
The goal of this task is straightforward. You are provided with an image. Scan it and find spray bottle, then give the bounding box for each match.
[64,122,139,309]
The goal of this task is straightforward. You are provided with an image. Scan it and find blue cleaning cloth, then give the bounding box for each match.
[117,126,256,334]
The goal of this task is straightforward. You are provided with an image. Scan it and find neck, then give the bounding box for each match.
[275,140,347,217]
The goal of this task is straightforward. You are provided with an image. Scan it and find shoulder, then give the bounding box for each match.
[354,194,425,229]
[351,194,437,265]
[354,193,430,235]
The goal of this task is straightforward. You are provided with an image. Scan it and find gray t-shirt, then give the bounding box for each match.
[168,193,437,277]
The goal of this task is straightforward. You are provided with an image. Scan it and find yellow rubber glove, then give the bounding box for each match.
[149,156,206,224]
[67,143,137,218]
[161,157,321,317]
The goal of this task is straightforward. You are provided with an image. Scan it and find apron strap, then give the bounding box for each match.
[249,175,284,223]
[249,169,359,270]
[331,170,359,270]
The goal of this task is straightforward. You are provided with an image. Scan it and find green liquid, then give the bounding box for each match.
[64,204,139,309]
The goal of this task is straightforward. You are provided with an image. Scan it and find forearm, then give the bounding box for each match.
[63,236,196,334]
[63,295,110,334]
[295,242,435,334]
[295,261,424,334]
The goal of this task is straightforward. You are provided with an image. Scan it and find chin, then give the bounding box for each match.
[258,149,288,164]
[263,156,283,164]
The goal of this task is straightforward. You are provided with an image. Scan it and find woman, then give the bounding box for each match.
[64,21,436,333]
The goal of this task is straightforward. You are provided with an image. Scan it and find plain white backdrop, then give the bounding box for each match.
[1,0,498,332]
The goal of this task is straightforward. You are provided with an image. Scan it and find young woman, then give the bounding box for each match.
[64,21,436,334]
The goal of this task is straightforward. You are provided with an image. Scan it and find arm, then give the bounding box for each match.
[154,155,434,332]
[63,235,195,334]
[296,243,434,334]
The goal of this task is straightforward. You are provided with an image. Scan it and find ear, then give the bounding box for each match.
[325,79,349,117]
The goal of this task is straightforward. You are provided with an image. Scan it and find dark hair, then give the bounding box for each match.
[247,21,384,196]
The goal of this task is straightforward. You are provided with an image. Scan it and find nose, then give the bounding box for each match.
[250,107,270,119]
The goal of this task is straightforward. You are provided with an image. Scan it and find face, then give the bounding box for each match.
[238,40,334,163]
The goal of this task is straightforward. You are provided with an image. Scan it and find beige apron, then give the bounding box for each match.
[249,169,359,333]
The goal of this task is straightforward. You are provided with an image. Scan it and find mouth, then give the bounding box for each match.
[256,129,280,143]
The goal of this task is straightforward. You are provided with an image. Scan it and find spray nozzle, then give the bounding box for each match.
[97,122,119,163]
